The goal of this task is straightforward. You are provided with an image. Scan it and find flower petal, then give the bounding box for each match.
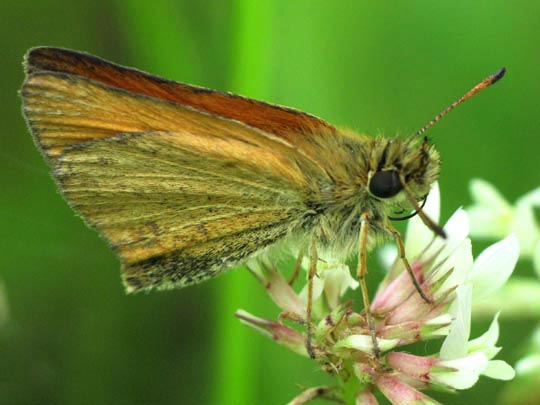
[467,312,500,358]
[323,263,358,309]
[433,352,488,390]
[422,314,454,338]
[467,179,512,239]
[441,209,470,256]
[378,316,451,344]
[440,285,472,360]
[333,334,400,353]
[423,209,470,264]
[299,273,324,304]
[247,259,306,317]
[387,352,439,380]
[434,238,473,297]
[483,360,515,380]
[468,234,519,301]
[235,310,308,357]
[378,244,398,271]
[356,390,379,405]
[512,189,540,257]
[371,268,417,314]
[375,374,441,405]
[405,183,441,259]
[469,178,511,211]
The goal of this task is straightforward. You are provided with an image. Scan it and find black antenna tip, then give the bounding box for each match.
[491,67,506,84]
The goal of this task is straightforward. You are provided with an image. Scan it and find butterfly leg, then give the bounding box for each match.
[387,226,433,304]
[288,248,305,285]
[305,237,318,359]
[357,212,380,358]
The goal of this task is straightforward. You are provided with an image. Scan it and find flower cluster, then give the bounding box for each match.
[466,178,540,274]
[466,179,540,402]
[236,185,518,404]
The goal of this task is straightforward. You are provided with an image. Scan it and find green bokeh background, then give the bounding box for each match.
[1,1,539,404]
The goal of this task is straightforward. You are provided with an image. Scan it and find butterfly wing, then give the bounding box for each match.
[21,70,330,292]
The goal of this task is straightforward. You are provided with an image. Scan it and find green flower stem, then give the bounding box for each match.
[214,1,275,404]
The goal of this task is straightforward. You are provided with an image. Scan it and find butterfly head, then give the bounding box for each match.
[366,136,444,237]
[367,136,440,202]
[365,67,506,238]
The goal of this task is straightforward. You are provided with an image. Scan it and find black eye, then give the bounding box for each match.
[369,170,402,198]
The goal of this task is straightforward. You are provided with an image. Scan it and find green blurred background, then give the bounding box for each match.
[1,1,539,404]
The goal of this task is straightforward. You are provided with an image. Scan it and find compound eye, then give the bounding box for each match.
[369,170,402,198]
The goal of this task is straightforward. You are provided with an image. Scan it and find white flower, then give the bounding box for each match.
[239,182,519,404]
[467,234,520,301]
[466,178,540,274]
[379,184,472,294]
[432,352,490,389]
[388,291,516,392]
[436,229,519,387]
[466,179,540,393]
[466,178,514,239]
[439,296,516,387]
[387,311,515,392]
[383,183,518,391]
[299,257,358,316]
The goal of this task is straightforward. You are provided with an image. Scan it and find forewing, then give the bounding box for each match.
[21,72,325,292]
[25,47,337,141]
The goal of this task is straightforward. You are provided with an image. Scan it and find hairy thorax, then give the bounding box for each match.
[294,129,441,261]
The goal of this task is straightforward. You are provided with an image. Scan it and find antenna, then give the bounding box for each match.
[414,67,506,137]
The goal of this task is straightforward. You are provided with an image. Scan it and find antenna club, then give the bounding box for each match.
[491,67,506,84]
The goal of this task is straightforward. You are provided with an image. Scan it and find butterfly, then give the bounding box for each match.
[21,47,504,356]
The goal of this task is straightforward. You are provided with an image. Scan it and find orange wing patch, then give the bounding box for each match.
[25,47,337,140]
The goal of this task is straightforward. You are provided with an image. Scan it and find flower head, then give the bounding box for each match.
[236,185,518,404]
[466,179,540,403]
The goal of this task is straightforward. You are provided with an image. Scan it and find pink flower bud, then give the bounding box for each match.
[356,390,379,405]
[374,374,440,405]
[387,352,440,382]
[235,310,308,357]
